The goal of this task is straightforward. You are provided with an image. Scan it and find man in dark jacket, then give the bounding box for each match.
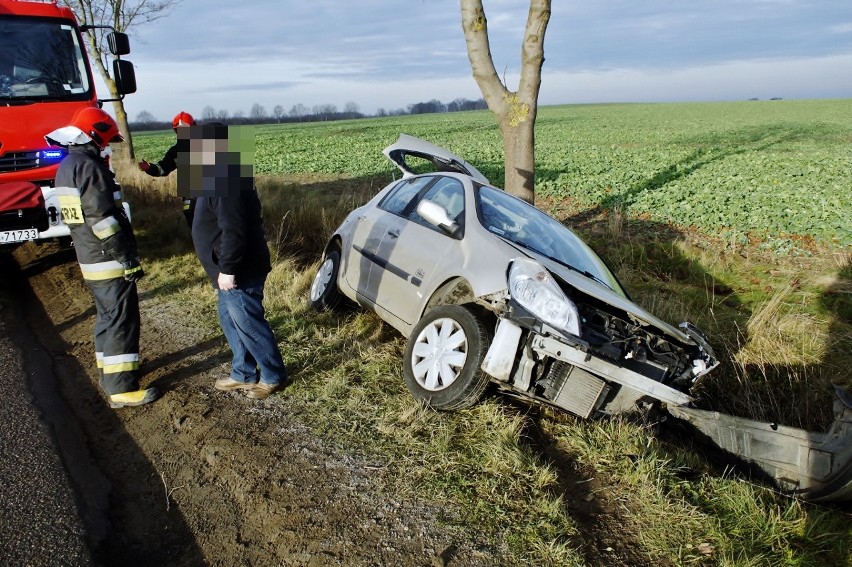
[186,122,287,399]
[46,107,158,408]
[138,111,196,227]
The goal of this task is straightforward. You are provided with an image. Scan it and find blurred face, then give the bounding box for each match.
[190,136,228,165]
[176,124,255,198]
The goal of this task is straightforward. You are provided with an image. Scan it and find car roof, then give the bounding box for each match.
[383,133,490,185]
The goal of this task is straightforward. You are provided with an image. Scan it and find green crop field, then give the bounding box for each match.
[133,99,852,247]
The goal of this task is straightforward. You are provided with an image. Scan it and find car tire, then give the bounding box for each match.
[403,304,491,411]
[310,249,343,311]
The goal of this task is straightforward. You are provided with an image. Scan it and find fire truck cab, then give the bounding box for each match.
[0,0,136,250]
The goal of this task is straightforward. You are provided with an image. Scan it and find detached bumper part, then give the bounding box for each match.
[669,387,852,503]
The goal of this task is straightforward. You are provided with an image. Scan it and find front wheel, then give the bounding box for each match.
[403,305,491,411]
[310,249,343,311]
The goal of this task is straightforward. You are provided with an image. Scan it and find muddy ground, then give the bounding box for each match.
[8,241,524,567]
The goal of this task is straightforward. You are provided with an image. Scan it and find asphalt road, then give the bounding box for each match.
[0,252,95,566]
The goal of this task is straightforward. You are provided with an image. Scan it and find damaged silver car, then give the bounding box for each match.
[310,134,852,503]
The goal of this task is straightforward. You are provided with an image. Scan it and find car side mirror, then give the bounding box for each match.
[417,199,459,237]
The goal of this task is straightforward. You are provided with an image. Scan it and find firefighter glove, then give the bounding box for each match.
[124,260,145,282]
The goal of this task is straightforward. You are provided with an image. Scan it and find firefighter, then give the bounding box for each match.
[46,107,158,408]
[138,110,196,227]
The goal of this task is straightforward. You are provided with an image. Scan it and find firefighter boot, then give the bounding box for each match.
[109,387,160,408]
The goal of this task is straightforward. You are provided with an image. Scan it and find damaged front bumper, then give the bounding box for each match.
[481,316,702,418]
[480,316,852,503]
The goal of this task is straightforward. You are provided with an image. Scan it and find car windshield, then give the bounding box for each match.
[475,185,627,297]
[0,16,91,101]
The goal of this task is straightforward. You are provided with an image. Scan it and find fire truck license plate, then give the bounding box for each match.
[0,229,38,243]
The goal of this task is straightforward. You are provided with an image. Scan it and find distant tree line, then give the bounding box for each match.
[129,97,488,131]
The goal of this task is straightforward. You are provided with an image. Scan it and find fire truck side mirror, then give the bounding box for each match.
[107,32,131,56]
[113,59,137,95]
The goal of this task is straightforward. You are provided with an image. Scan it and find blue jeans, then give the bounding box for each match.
[217,277,287,386]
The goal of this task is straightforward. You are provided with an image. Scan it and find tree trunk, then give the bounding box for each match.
[84,33,135,161]
[109,98,135,162]
[461,0,549,204]
[498,115,536,204]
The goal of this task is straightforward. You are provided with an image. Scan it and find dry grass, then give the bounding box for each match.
[255,174,379,263]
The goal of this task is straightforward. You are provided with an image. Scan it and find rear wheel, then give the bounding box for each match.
[403,304,491,411]
[310,249,343,311]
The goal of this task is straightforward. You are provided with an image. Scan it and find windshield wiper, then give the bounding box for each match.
[2,95,72,105]
[494,230,616,291]
[558,262,615,292]
[1,98,38,106]
[538,249,614,291]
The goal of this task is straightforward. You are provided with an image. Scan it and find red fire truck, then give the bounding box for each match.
[0,0,136,250]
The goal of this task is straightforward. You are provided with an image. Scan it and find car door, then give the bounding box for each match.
[369,176,466,326]
[344,176,434,305]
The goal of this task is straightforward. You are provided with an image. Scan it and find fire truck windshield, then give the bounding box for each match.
[0,16,92,102]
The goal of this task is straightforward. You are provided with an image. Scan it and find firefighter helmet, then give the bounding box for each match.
[172,111,196,128]
[69,107,124,149]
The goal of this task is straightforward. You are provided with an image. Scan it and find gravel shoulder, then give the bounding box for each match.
[0,252,93,567]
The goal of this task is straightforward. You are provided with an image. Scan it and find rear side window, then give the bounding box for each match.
[378,176,433,215]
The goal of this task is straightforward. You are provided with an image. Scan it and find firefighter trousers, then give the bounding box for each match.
[87,278,141,395]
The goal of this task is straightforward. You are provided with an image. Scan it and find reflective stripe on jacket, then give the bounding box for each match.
[54,146,139,282]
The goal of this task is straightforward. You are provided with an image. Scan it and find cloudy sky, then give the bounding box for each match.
[117,0,852,122]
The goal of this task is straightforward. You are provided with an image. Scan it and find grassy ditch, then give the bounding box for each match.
[116,151,851,565]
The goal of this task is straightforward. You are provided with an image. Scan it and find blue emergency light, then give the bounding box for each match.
[40,149,66,163]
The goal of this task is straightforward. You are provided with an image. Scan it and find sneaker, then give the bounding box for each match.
[214,377,257,391]
[246,381,281,400]
[109,387,159,408]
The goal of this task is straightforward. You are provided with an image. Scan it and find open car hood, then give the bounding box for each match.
[383,133,490,184]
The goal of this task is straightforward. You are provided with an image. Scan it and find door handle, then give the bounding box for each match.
[387,230,399,238]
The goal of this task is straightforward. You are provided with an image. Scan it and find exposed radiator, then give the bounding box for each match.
[545,361,608,418]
